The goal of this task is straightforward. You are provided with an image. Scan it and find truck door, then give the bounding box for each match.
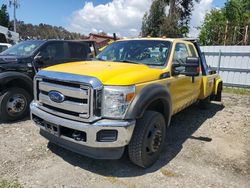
[187,43,202,99]
[170,42,201,114]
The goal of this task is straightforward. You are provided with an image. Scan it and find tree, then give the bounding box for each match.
[13,21,85,40]
[198,9,227,45]
[141,0,167,37]
[0,4,10,27]
[141,0,199,37]
[199,0,250,45]
[160,12,180,37]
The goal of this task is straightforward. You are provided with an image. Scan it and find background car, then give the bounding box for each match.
[0,39,98,122]
[0,43,12,53]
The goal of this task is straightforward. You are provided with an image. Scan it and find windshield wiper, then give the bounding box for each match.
[144,63,164,66]
[93,58,140,65]
[116,60,140,64]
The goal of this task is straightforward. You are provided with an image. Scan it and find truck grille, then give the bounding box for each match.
[36,78,92,122]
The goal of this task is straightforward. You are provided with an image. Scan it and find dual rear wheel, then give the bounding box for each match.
[0,87,31,122]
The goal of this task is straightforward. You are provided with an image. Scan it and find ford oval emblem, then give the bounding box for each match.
[48,91,65,103]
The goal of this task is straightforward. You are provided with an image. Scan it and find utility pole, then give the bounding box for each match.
[9,0,19,32]
[244,25,248,45]
[223,20,228,46]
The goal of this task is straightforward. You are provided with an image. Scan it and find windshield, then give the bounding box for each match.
[96,40,171,66]
[0,40,44,56]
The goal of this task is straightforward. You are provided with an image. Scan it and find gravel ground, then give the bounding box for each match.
[0,92,249,188]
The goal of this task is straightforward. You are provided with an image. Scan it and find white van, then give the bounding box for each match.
[0,43,12,52]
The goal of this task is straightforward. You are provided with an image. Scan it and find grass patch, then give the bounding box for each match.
[223,87,250,95]
[105,176,136,188]
[105,176,118,184]
[0,180,23,188]
[160,168,177,177]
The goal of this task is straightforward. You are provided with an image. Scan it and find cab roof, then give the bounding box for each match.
[117,37,197,43]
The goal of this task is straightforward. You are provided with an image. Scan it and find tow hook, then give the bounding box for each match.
[72,131,85,141]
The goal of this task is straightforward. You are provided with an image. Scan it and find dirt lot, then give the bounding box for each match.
[0,92,249,188]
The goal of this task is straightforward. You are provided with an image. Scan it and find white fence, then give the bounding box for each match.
[201,46,250,89]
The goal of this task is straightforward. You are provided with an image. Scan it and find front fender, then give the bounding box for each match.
[212,78,223,101]
[214,78,223,95]
[125,84,172,126]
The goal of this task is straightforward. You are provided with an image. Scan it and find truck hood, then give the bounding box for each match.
[0,55,31,64]
[43,61,164,85]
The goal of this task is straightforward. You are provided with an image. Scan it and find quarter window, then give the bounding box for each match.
[188,44,198,57]
[68,42,88,59]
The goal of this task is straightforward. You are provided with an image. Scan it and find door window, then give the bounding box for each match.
[40,42,65,61]
[173,43,189,63]
[173,43,189,72]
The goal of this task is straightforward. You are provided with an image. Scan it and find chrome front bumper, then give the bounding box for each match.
[30,101,135,152]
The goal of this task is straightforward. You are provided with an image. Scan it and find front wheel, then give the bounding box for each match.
[128,111,166,168]
[0,87,32,122]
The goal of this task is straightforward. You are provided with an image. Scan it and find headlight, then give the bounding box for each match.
[102,86,135,118]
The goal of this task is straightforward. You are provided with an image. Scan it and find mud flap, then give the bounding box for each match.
[211,82,223,102]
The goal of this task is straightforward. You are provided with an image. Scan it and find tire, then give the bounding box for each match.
[210,82,223,102]
[0,87,32,122]
[215,82,222,102]
[128,111,166,168]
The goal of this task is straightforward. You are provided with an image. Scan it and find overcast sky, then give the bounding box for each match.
[2,0,226,37]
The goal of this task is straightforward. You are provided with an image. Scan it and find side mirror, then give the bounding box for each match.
[34,53,45,64]
[184,57,200,77]
[172,62,182,76]
[172,57,200,77]
[88,53,94,58]
[34,52,51,65]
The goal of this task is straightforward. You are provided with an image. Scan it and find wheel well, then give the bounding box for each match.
[146,99,170,126]
[1,79,32,94]
[218,81,223,91]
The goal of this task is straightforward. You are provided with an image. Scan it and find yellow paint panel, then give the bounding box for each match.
[44,61,164,86]
[198,75,220,99]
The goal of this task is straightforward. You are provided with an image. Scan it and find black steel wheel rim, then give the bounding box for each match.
[145,122,163,155]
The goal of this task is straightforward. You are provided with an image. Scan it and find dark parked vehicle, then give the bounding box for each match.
[0,43,12,53]
[0,40,98,122]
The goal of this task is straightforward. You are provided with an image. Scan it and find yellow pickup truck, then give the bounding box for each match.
[30,38,222,168]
